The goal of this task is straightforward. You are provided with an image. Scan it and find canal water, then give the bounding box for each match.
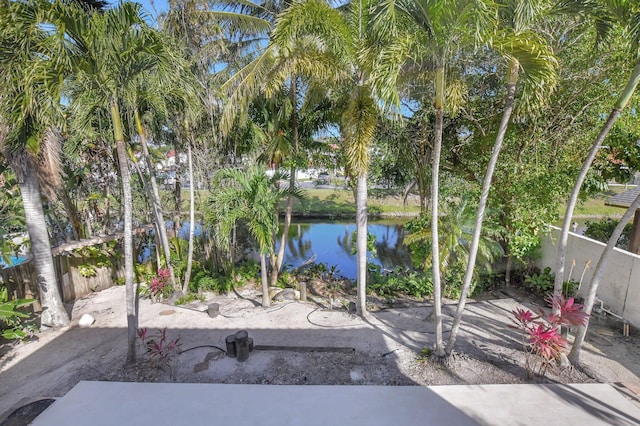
[164,220,413,280]
[276,221,412,280]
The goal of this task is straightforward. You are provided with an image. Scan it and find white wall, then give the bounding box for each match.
[539,227,640,327]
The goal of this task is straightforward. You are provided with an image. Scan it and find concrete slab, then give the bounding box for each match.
[32,381,640,425]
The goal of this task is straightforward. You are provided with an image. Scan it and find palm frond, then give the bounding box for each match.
[342,87,377,175]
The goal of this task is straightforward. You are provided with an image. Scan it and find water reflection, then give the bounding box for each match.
[276,221,412,280]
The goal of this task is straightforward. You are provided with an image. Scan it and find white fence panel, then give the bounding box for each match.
[539,227,640,327]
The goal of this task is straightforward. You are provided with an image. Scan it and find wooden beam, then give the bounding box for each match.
[51,225,154,256]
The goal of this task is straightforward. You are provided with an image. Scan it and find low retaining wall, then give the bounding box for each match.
[538,227,640,328]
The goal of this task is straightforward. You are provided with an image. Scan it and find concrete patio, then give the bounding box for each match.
[32,381,640,425]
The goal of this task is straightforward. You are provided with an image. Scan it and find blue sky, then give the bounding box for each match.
[109,0,169,22]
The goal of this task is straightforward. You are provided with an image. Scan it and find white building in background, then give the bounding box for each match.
[155,150,188,188]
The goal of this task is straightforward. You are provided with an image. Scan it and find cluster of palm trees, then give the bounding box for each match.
[1,0,639,368]
[0,0,194,362]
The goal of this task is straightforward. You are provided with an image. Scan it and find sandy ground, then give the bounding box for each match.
[1,284,640,422]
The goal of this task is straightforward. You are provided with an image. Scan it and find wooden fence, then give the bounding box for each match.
[0,226,154,310]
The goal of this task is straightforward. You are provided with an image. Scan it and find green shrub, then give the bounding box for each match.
[190,270,233,294]
[276,270,296,289]
[443,262,464,299]
[562,279,579,297]
[524,267,555,295]
[475,270,505,295]
[367,264,433,298]
[233,261,259,285]
[174,294,204,305]
[584,218,632,250]
[0,286,35,339]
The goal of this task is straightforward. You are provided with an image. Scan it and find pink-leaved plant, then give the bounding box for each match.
[511,295,588,378]
[137,327,181,380]
[149,268,171,299]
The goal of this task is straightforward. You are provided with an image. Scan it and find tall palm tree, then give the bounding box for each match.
[554,0,640,314]
[206,166,301,307]
[374,0,494,356]
[446,0,558,355]
[63,3,182,363]
[128,75,178,291]
[220,1,348,289]
[270,0,408,316]
[0,0,72,327]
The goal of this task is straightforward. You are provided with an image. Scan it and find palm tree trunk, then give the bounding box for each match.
[356,172,368,316]
[19,169,69,328]
[183,143,195,293]
[553,56,640,316]
[568,189,640,365]
[59,189,85,240]
[446,60,519,355]
[134,110,176,289]
[271,77,299,286]
[431,65,445,357]
[111,98,136,365]
[173,142,182,240]
[261,253,270,307]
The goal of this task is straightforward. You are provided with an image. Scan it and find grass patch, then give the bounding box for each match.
[291,188,420,217]
[570,187,626,218]
[177,185,629,220]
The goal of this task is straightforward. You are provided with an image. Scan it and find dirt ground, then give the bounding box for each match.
[1,282,640,422]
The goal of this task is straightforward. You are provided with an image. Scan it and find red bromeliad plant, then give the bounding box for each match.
[511,295,588,378]
[137,327,182,380]
[149,268,171,301]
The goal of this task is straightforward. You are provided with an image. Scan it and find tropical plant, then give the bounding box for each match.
[0,0,73,327]
[205,166,303,306]
[367,264,434,298]
[524,266,555,295]
[373,0,495,356]
[405,198,504,286]
[446,0,558,355]
[220,0,345,290]
[149,268,173,301]
[511,295,588,378]
[0,167,25,264]
[63,2,183,363]
[0,285,35,339]
[269,0,408,317]
[137,327,182,380]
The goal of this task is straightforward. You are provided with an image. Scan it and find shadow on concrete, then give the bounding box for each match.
[0,317,424,421]
[3,293,640,425]
[543,384,640,425]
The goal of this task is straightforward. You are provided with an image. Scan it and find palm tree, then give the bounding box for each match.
[554,0,640,314]
[0,0,72,327]
[446,0,558,355]
[128,75,179,291]
[269,0,408,316]
[220,2,348,289]
[206,166,301,307]
[374,0,494,356]
[63,3,182,363]
[405,199,504,288]
[182,120,196,294]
